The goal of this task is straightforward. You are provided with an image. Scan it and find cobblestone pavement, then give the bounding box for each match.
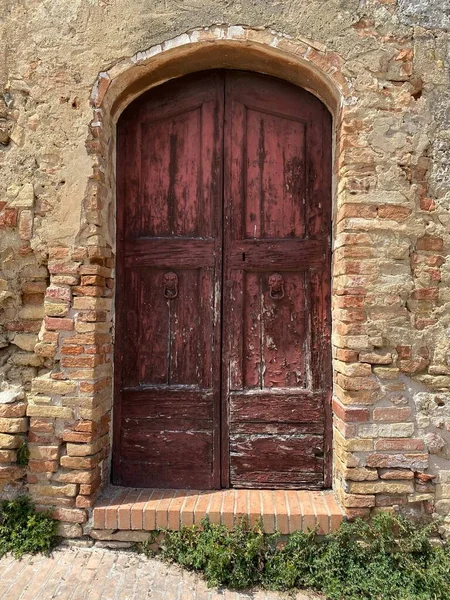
[0,547,320,600]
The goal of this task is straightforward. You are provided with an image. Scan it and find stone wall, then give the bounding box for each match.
[0,0,449,537]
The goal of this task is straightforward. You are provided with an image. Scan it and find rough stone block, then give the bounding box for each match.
[358,423,415,439]
[53,508,87,523]
[349,481,414,494]
[0,433,22,449]
[27,405,73,419]
[29,445,60,460]
[0,417,28,433]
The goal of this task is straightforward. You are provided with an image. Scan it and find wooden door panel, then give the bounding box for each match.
[122,267,214,388]
[230,392,324,423]
[223,71,332,489]
[230,434,324,488]
[114,72,224,489]
[245,108,306,239]
[229,239,327,269]
[125,239,215,268]
[122,389,213,424]
[127,103,217,239]
[240,270,308,390]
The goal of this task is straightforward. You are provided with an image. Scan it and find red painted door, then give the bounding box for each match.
[113,72,224,488]
[114,71,332,490]
[222,72,332,489]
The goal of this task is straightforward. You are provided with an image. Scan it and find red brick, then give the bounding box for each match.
[45,286,71,301]
[334,348,359,362]
[374,438,425,451]
[411,287,439,300]
[60,355,100,368]
[274,490,289,534]
[61,345,85,355]
[341,493,375,508]
[28,460,58,473]
[396,345,411,359]
[77,310,107,322]
[44,317,74,331]
[398,358,429,374]
[49,247,70,260]
[377,205,411,220]
[178,492,199,528]
[336,204,377,222]
[5,320,41,332]
[416,236,443,251]
[167,492,186,530]
[19,210,33,240]
[62,431,94,443]
[48,262,80,275]
[0,403,27,418]
[260,490,275,533]
[193,491,212,525]
[0,207,18,227]
[334,296,365,308]
[366,453,428,469]
[80,477,102,496]
[207,491,223,526]
[414,317,437,330]
[81,275,105,286]
[29,418,54,433]
[373,407,412,422]
[333,399,370,422]
[336,373,379,391]
[420,197,435,211]
[75,493,99,508]
[73,285,105,297]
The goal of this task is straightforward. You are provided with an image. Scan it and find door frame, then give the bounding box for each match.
[85,27,349,497]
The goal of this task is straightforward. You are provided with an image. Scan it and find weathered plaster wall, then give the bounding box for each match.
[0,0,449,537]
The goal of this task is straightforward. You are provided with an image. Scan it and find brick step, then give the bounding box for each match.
[92,487,345,535]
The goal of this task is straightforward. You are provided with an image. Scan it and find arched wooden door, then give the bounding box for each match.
[113,70,332,490]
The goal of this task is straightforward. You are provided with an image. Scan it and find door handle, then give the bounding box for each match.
[163,272,179,299]
[268,273,285,300]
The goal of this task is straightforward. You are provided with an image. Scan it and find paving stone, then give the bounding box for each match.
[0,548,321,599]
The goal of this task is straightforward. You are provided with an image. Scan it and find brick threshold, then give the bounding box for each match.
[92,487,345,535]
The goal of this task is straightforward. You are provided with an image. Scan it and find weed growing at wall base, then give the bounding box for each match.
[0,496,58,559]
[144,513,450,600]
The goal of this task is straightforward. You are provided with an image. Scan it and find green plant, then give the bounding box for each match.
[135,530,161,556]
[309,513,450,600]
[154,512,450,600]
[161,517,273,589]
[0,496,58,558]
[16,440,30,467]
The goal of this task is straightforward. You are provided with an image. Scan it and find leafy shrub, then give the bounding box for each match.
[0,496,58,558]
[160,518,273,588]
[152,512,450,600]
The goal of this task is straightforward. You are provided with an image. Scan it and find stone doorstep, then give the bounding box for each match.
[91,487,345,536]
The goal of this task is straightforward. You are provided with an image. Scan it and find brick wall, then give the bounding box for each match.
[0,3,449,537]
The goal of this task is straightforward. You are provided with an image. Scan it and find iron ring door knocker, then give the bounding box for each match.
[268,273,285,300]
[163,272,179,299]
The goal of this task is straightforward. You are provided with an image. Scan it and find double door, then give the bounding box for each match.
[113,70,332,489]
